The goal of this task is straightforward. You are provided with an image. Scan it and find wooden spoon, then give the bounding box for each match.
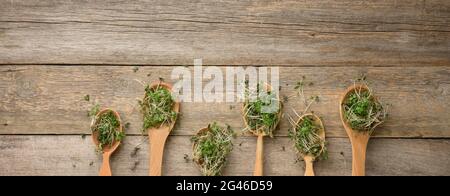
[91,108,123,176]
[295,113,325,176]
[339,84,371,176]
[242,83,282,176]
[146,81,180,176]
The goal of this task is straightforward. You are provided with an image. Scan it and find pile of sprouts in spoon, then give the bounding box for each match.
[242,81,282,136]
[343,78,388,133]
[90,106,125,152]
[192,122,234,176]
[139,83,177,131]
[288,115,327,159]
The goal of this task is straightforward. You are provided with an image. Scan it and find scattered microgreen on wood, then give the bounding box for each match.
[242,82,282,137]
[124,122,131,129]
[139,84,177,131]
[192,122,234,176]
[183,154,190,163]
[84,94,90,102]
[133,66,139,73]
[294,76,319,114]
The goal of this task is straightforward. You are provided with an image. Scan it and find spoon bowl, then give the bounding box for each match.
[91,108,123,176]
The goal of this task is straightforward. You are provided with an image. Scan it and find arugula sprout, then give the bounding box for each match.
[140,84,177,131]
[192,122,234,176]
[343,84,388,132]
[90,109,124,152]
[243,82,282,136]
[288,116,327,160]
[84,94,90,102]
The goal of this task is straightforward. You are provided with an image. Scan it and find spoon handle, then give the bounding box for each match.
[149,129,170,176]
[99,153,112,176]
[253,135,264,176]
[304,156,315,176]
[351,136,369,176]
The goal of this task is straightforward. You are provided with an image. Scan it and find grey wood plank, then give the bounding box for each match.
[0,135,448,176]
[1,65,449,138]
[0,0,449,65]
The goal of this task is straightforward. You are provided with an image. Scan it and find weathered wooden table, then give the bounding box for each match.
[1,0,449,176]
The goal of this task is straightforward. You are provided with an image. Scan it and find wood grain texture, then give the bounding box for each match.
[0,0,448,177]
[0,0,449,66]
[1,65,449,138]
[0,135,449,176]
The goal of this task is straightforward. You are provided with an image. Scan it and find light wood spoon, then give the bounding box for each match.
[91,108,123,176]
[252,132,265,176]
[340,84,371,176]
[242,83,282,176]
[294,113,325,176]
[146,82,179,176]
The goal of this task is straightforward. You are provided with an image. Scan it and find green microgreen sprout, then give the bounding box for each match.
[90,108,125,152]
[288,116,327,160]
[84,94,90,102]
[293,76,319,114]
[88,104,100,117]
[139,84,177,132]
[192,122,234,176]
[133,66,139,73]
[343,78,388,133]
[242,81,282,137]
